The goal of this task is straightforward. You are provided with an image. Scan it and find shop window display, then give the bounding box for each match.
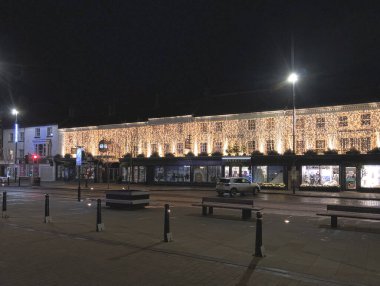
[345,167,356,190]
[224,166,230,177]
[361,165,380,188]
[154,166,190,182]
[301,165,340,187]
[193,166,207,182]
[252,166,284,188]
[207,166,222,182]
[231,166,239,177]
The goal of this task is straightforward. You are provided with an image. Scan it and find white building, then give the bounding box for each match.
[2,124,60,181]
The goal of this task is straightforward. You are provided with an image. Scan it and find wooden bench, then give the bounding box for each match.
[192,197,262,220]
[317,204,380,228]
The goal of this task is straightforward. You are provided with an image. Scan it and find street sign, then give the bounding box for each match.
[76,148,82,166]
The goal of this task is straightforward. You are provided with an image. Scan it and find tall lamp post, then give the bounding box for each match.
[287,73,298,153]
[287,73,298,194]
[12,108,19,182]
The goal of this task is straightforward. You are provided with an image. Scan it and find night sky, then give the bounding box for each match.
[0,0,379,127]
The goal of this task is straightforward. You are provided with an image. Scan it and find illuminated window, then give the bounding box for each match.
[185,135,192,149]
[338,116,348,127]
[35,143,50,156]
[200,143,207,153]
[296,141,305,154]
[361,114,371,126]
[215,122,223,132]
[177,124,183,134]
[47,127,53,137]
[151,144,158,153]
[201,123,208,133]
[316,140,326,153]
[266,140,274,152]
[214,142,222,152]
[20,132,24,142]
[9,133,13,142]
[316,118,325,128]
[247,141,256,153]
[361,137,371,152]
[35,128,41,137]
[248,120,256,131]
[296,118,304,129]
[340,138,349,151]
[164,143,170,154]
[266,118,275,129]
[176,143,184,155]
[132,146,138,156]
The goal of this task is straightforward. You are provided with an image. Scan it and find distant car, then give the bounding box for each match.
[216,177,261,197]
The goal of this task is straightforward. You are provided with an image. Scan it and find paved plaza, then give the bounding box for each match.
[1,184,380,285]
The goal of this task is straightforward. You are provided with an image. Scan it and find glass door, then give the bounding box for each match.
[345,167,356,190]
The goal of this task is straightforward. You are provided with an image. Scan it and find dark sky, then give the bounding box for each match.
[0,0,379,127]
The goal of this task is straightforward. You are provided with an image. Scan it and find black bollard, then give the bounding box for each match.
[164,204,172,242]
[18,177,21,187]
[7,177,10,186]
[96,199,104,232]
[255,211,264,257]
[77,184,81,202]
[44,194,51,223]
[2,191,7,218]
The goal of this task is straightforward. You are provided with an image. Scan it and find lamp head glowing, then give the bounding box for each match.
[287,73,298,84]
[11,108,19,116]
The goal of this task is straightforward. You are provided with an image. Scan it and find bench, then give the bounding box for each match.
[317,204,380,228]
[192,197,262,220]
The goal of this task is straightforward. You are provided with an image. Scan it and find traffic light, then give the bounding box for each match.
[32,154,38,164]
[24,155,29,164]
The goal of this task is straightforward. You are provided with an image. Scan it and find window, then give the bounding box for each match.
[176,143,184,155]
[248,119,256,131]
[200,143,207,153]
[361,137,371,152]
[19,132,25,142]
[47,127,53,137]
[247,141,256,153]
[9,133,13,142]
[151,144,158,153]
[361,114,371,126]
[214,142,222,152]
[200,123,208,133]
[185,135,192,149]
[316,118,325,128]
[340,138,349,151]
[177,124,183,134]
[316,140,326,153]
[35,128,41,137]
[296,118,304,129]
[266,140,274,152]
[266,118,275,129]
[338,116,348,127]
[34,143,50,156]
[296,140,305,154]
[19,149,24,158]
[132,146,138,156]
[164,143,170,154]
[215,122,223,132]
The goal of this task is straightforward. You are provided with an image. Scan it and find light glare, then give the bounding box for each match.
[287,73,298,84]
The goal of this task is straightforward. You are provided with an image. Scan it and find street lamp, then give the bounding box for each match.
[11,108,19,182]
[287,73,298,153]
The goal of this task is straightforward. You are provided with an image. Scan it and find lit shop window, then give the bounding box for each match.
[301,165,339,187]
[361,165,380,188]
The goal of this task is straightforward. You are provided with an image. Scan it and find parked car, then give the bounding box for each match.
[216,177,260,196]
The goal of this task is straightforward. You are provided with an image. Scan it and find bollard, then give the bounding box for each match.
[44,194,51,223]
[96,199,104,232]
[77,185,81,202]
[18,177,21,187]
[254,211,264,257]
[164,204,172,242]
[7,177,10,186]
[2,191,7,218]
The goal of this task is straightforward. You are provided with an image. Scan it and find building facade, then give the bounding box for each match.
[2,124,60,181]
[60,102,380,158]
